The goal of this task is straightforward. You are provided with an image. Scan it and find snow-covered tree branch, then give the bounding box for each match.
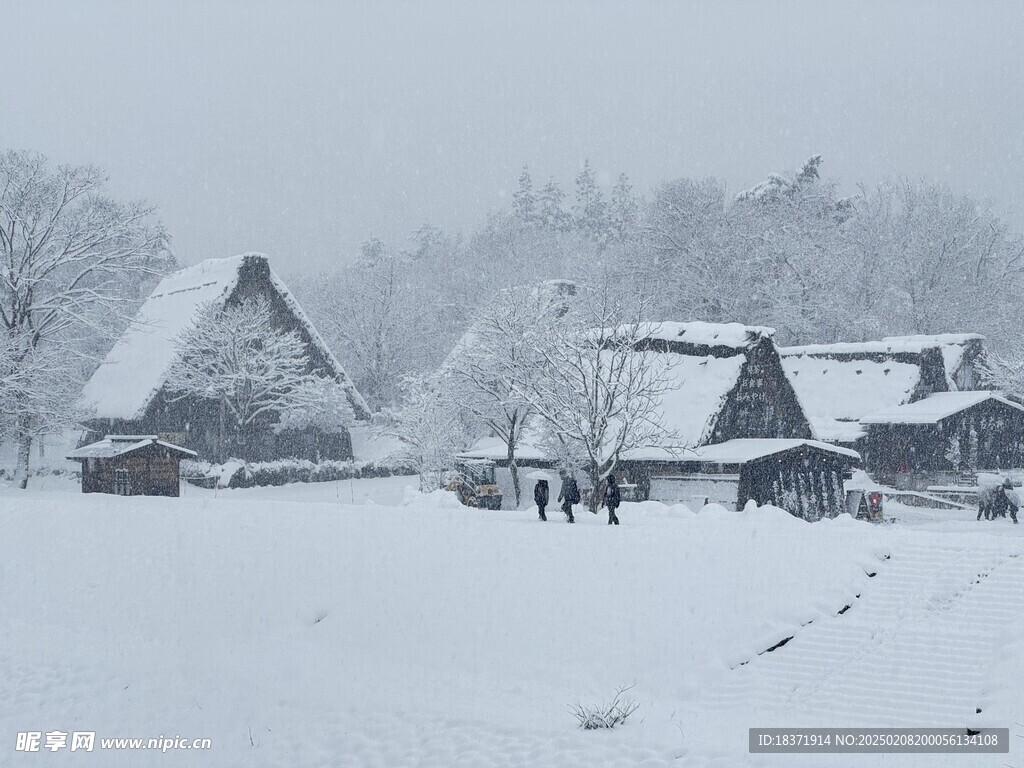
[526,282,684,512]
[0,150,170,486]
[378,374,476,492]
[164,296,349,457]
[445,281,573,504]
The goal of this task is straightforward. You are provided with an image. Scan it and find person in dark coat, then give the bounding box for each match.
[1003,478,1020,524]
[602,473,621,525]
[978,477,1005,521]
[557,471,579,524]
[533,479,549,521]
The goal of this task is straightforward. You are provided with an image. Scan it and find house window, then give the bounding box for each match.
[114,469,132,496]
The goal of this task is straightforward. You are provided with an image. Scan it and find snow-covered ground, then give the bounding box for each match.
[2,477,1022,767]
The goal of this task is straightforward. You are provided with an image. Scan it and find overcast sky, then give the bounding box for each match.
[3,1,1022,271]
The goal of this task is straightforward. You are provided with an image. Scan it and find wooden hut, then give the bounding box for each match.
[860,391,1024,489]
[625,439,860,520]
[67,435,197,497]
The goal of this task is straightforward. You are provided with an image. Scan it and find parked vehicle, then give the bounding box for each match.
[447,459,503,510]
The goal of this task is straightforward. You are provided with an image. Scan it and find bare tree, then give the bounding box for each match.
[445,281,573,505]
[527,283,683,512]
[979,343,1024,400]
[294,247,431,412]
[0,332,85,478]
[0,150,169,486]
[379,374,476,492]
[164,296,348,458]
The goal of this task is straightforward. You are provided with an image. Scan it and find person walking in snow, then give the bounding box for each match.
[557,470,579,524]
[534,479,549,521]
[978,477,1005,521]
[1003,478,1020,524]
[602,473,621,525]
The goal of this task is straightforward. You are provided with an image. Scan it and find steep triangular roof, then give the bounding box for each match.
[459,321,779,462]
[778,333,987,443]
[79,253,369,421]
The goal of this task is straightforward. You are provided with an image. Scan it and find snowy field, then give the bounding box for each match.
[2,477,1023,767]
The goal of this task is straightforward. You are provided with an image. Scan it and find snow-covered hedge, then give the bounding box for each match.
[181,456,417,489]
[0,465,79,482]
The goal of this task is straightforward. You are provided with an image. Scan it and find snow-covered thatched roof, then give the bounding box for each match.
[639,349,747,445]
[778,333,987,443]
[79,254,369,421]
[66,435,197,460]
[631,321,774,351]
[861,391,1024,425]
[782,334,983,382]
[460,321,775,463]
[779,355,921,443]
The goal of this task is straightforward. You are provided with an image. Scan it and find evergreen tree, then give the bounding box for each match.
[512,165,537,224]
[573,159,606,239]
[606,172,638,243]
[537,177,570,231]
[357,235,387,267]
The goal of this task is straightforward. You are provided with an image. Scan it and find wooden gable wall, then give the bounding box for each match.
[710,338,813,443]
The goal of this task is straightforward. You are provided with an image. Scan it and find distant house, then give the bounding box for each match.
[778,334,989,447]
[67,435,197,497]
[461,321,860,520]
[860,391,1024,489]
[78,254,370,462]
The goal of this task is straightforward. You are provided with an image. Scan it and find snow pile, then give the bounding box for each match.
[400,486,463,508]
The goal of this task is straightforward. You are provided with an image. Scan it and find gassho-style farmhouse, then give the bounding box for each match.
[68,256,1022,514]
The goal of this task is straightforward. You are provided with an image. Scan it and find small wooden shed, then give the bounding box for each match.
[626,439,861,521]
[67,435,197,497]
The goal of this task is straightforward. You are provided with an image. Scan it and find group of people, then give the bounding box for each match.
[978,477,1020,524]
[533,471,621,525]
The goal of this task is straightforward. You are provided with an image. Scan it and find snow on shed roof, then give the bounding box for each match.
[861,391,1024,425]
[624,438,860,464]
[633,321,775,349]
[67,435,197,460]
[780,355,921,442]
[79,254,368,421]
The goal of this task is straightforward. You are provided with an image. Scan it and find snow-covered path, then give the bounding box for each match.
[695,532,1024,766]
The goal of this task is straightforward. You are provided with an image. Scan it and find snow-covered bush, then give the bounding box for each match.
[180,456,417,489]
[569,684,640,730]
